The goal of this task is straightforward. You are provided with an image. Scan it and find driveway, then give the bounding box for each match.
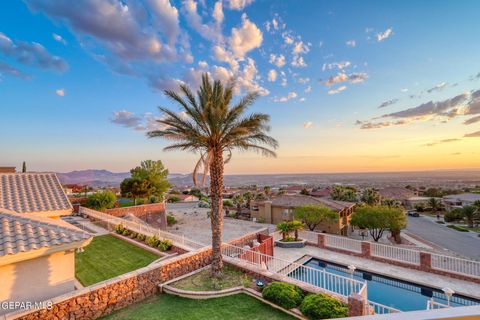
[406,216,480,260]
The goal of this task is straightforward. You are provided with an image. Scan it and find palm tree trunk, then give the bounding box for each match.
[209,148,224,277]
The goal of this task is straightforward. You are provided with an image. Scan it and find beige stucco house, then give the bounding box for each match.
[251,195,356,235]
[0,173,91,314]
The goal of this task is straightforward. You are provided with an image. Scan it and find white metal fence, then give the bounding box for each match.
[427,299,450,310]
[368,301,401,314]
[79,206,206,250]
[370,242,421,265]
[221,243,367,298]
[324,233,363,253]
[431,254,480,278]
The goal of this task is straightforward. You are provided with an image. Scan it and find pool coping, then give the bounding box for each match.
[296,254,480,301]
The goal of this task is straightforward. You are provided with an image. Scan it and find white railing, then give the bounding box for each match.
[79,206,206,250]
[324,234,363,253]
[298,230,319,244]
[431,254,480,278]
[427,299,450,310]
[371,242,420,265]
[368,301,401,314]
[221,243,367,298]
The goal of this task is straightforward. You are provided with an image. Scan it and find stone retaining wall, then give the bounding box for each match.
[103,203,167,230]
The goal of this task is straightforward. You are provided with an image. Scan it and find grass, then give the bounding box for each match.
[446,225,470,232]
[171,265,253,291]
[100,293,294,320]
[75,234,158,286]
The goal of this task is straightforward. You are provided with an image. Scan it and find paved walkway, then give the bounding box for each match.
[406,216,480,260]
[274,245,480,299]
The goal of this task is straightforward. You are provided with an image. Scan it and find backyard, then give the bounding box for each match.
[100,293,294,320]
[75,234,159,286]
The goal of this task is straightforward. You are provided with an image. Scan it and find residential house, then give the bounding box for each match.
[0,172,73,218]
[283,185,306,195]
[378,187,417,207]
[443,193,480,211]
[251,195,356,235]
[310,187,332,198]
[0,210,91,313]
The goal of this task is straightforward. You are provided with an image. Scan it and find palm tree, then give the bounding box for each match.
[429,197,441,212]
[148,74,278,276]
[462,205,477,228]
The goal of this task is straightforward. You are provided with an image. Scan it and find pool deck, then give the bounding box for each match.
[274,245,480,300]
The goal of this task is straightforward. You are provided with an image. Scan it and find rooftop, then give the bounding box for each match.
[378,187,417,200]
[0,210,91,261]
[443,193,480,202]
[0,172,72,216]
[265,195,355,212]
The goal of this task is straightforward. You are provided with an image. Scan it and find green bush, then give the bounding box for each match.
[447,225,469,232]
[146,236,160,247]
[86,190,117,210]
[129,231,138,238]
[122,229,130,236]
[136,233,146,241]
[436,221,445,224]
[167,214,177,226]
[444,209,463,222]
[300,294,348,319]
[114,224,125,234]
[262,282,303,309]
[158,239,173,251]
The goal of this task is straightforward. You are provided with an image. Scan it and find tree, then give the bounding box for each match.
[330,185,357,202]
[147,74,278,276]
[381,198,402,208]
[293,205,338,231]
[289,220,304,241]
[361,188,380,206]
[300,188,310,196]
[264,185,272,198]
[232,193,245,217]
[350,206,406,242]
[277,221,293,240]
[243,191,255,209]
[22,161,26,173]
[462,205,478,228]
[429,197,441,212]
[255,192,267,200]
[167,196,181,203]
[87,190,116,211]
[121,160,171,204]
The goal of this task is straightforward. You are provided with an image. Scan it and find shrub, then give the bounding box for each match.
[300,294,348,319]
[167,214,177,226]
[122,229,130,236]
[86,190,117,210]
[146,236,160,247]
[226,212,236,218]
[158,239,173,251]
[129,232,138,238]
[436,221,445,224]
[444,209,463,222]
[262,282,303,309]
[114,224,125,234]
[447,225,469,232]
[167,196,181,203]
[136,233,146,241]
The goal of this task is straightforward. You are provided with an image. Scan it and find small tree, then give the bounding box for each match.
[87,190,116,211]
[290,220,304,240]
[350,206,405,242]
[429,197,441,212]
[263,185,271,198]
[381,198,402,208]
[462,205,478,228]
[331,185,357,202]
[361,188,380,206]
[277,221,293,240]
[243,192,255,209]
[293,205,338,231]
[232,193,245,216]
[22,161,27,173]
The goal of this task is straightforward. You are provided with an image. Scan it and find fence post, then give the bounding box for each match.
[420,252,432,271]
[318,234,326,248]
[348,293,370,316]
[361,242,371,258]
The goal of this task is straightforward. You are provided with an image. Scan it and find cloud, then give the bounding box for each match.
[463,115,480,125]
[267,69,277,82]
[299,97,305,102]
[328,86,347,95]
[426,82,448,93]
[111,110,165,132]
[230,14,263,59]
[297,77,309,84]
[291,55,307,67]
[0,61,31,80]
[303,121,312,128]
[55,88,65,96]
[469,72,480,81]
[378,99,399,108]
[212,1,224,24]
[464,131,480,138]
[400,88,408,92]
[269,53,286,68]
[323,72,367,86]
[322,61,351,71]
[274,91,297,102]
[148,0,181,45]
[292,41,309,55]
[225,0,254,10]
[376,28,393,42]
[52,33,67,45]
[0,32,67,72]
[346,40,356,47]
[356,119,409,129]
[423,138,460,147]
[304,86,312,93]
[282,33,294,45]
[183,0,223,43]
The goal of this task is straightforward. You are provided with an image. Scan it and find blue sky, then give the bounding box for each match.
[1,0,480,174]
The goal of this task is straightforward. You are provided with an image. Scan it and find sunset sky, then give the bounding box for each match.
[1,0,479,174]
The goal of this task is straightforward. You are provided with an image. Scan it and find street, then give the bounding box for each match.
[406,216,480,260]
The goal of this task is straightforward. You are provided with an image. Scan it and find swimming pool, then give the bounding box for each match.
[289,258,479,311]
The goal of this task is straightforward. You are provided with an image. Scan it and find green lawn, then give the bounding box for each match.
[75,234,158,286]
[171,265,253,291]
[100,293,294,320]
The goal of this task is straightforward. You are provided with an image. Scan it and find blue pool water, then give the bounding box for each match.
[289,258,479,311]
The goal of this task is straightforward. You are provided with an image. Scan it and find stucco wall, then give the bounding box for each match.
[0,251,75,313]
